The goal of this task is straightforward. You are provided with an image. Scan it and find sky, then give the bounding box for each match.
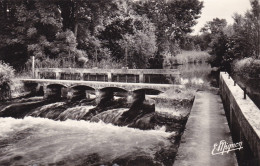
[192,0,252,34]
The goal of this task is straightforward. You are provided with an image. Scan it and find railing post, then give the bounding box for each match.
[108,73,112,82]
[56,72,60,80]
[32,56,35,78]
[244,87,247,99]
[139,73,144,83]
[35,69,38,79]
[80,73,84,81]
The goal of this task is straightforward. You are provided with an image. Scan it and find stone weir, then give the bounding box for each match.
[20,79,183,103]
[20,68,182,104]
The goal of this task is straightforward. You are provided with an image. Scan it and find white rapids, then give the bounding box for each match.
[0,117,173,166]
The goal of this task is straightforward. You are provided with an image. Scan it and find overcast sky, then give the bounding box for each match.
[192,0,252,34]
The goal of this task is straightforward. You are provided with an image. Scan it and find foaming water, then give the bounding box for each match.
[27,102,65,118]
[0,117,173,165]
[57,105,95,121]
[91,108,128,123]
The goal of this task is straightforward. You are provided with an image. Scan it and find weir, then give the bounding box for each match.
[20,68,182,105]
[219,72,260,165]
[1,68,197,165]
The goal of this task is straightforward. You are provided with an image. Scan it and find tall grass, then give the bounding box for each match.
[163,50,210,66]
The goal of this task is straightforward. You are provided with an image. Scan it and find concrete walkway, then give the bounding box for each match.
[174,91,238,166]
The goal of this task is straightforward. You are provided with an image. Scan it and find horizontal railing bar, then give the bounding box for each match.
[35,68,180,75]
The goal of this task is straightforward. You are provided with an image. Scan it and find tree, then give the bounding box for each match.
[199,18,231,70]
[0,61,14,100]
[0,0,204,70]
[250,0,260,58]
[133,0,203,56]
[201,18,227,34]
[0,0,88,69]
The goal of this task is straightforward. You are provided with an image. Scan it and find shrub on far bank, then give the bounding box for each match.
[163,50,210,66]
[0,61,15,100]
[233,58,260,78]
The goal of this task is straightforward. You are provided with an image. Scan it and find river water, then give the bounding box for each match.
[0,116,172,166]
[0,63,215,166]
[0,97,185,166]
[168,62,213,89]
[0,93,194,165]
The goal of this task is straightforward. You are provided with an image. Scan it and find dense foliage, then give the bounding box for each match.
[195,0,260,74]
[0,0,203,70]
[0,61,14,100]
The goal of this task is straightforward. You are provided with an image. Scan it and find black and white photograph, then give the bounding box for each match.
[0,0,259,165]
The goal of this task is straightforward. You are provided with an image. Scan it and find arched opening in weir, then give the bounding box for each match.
[45,84,67,99]
[95,87,128,105]
[128,88,163,105]
[69,85,96,100]
[100,87,128,97]
[24,82,40,95]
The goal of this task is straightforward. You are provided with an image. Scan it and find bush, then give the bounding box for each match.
[0,61,15,100]
[233,58,260,78]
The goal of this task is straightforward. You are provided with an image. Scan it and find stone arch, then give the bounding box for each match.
[133,88,162,95]
[100,87,128,92]
[24,82,39,92]
[68,85,96,100]
[98,87,128,99]
[23,82,44,96]
[45,84,67,99]
[69,85,95,91]
[47,83,67,89]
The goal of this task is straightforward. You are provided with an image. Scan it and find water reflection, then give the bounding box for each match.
[167,63,212,88]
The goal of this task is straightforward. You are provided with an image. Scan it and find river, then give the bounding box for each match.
[0,63,215,166]
[0,96,187,166]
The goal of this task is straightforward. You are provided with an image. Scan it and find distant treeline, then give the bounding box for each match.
[186,0,260,75]
[0,0,203,70]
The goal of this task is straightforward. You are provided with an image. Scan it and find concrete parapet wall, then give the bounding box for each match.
[34,68,181,84]
[220,72,260,165]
